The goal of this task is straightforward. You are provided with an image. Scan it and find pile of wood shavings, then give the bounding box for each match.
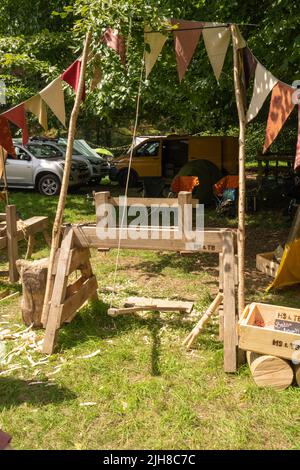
[0,323,48,376]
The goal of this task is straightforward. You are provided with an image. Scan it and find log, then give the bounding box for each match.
[294,363,300,387]
[17,258,49,327]
[247,351,294,390]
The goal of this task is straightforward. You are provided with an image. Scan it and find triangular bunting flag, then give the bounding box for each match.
[40,77,66,127]
[2,103,29,145]
[294,106,300,171]
[144,25,168,78]
[0,116,16,157]
[61,59,86,101]
[202,23,231,81]
[90,54,103,92]
[246,63,278,122]
[102,28,126,65]
[171,19,203,82]
[263,82,295,153]
[24,95,48,130]
[231,24,247,49]
[242,47,257,90]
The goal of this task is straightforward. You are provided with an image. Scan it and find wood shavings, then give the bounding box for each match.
[79,402,97,407]
[78,349,101,359]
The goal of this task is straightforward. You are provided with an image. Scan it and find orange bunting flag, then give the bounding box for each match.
[294,106,300,171]
[102,28,126,65]
[263,82,295,153]
[0,116,16,157]
[171,19,203,82]
[2,103,29,145]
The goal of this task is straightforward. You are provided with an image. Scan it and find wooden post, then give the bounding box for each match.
[231,25,246,317]
[6,205,19,282]
[222,230,237,372]
[178,191,192,243]
[41,30,92,327]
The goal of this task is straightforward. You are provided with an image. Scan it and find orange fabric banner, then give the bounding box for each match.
[2,103,29,144]
[294,105,300,171]
[263,82,295,153]
[171,19,203,82]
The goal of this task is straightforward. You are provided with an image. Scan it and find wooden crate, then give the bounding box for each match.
[256,252,280,278]
[239,303,300,361]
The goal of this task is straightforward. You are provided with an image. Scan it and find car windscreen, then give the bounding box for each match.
[26,145,62,159]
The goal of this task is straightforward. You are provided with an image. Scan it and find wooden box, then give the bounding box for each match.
[239,303,300,361]
[256,252,280,278]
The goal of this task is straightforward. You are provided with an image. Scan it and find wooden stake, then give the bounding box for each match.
[231,25,246,317]
[183,292,223,350]
[41,30,92,327]
[6,205,19,283]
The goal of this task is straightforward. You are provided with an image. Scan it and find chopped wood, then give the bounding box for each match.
[78,349,101,359]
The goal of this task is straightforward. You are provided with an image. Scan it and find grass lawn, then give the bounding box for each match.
[1,185,300,450]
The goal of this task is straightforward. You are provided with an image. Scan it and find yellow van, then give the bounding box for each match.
[110,135,238,187]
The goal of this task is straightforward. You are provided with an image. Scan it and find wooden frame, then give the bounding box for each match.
[43,191,238,372]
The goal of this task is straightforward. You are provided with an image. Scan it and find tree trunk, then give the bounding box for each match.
[17,258,49,327]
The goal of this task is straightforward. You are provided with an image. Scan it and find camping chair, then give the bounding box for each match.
[214,175,239,217]
[169,175,200,197]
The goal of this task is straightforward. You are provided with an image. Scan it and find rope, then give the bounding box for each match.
[109,51,145,307]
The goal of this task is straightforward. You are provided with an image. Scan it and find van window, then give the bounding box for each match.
[135,141,160,157]
[27,144,61,159]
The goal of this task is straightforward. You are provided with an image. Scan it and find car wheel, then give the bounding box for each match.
[118,169,138,188]
[38,174,61,196]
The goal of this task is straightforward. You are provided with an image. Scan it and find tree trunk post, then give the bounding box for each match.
[41,30,92,327]
[231,25,246,317]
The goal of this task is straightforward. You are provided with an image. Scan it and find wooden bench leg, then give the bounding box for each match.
[43,230,51,248]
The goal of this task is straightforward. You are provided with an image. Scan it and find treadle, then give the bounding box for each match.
[108,297,194,317]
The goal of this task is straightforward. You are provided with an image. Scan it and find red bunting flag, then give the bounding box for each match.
[294,106,300,171]
[0,116,16,157]
[171,19,203,82]
[263,82,295,153]
[2,103,29,145]
[61,59,86,101]
[102,28,126,65]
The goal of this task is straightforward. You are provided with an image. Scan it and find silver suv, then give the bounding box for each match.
[5,143,90,196]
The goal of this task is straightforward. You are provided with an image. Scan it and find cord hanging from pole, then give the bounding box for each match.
[110,50,145,307]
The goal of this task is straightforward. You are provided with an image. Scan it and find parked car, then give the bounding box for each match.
[4,142,90,196]
[58,138,113,181]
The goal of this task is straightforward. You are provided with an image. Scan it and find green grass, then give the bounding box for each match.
[0,185,300,450]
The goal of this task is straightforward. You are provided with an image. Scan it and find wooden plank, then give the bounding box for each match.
[125,297,194,313]
[0,213,6,221]
[6,205,19,283]
[94,191,198,209]
[219,253,224,342]
[73,225,225,253]
[42,227,75,354]
[61,275,98,324]
[222,230,237,372]
[256,252,279,278]
[67,247,91,275]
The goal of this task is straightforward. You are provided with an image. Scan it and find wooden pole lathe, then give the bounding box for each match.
[41,30,92,327]
[231,25,246,317]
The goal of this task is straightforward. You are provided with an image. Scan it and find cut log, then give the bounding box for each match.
[17,258,49,327]
[247,351,294,390]
[295,364,300,387]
